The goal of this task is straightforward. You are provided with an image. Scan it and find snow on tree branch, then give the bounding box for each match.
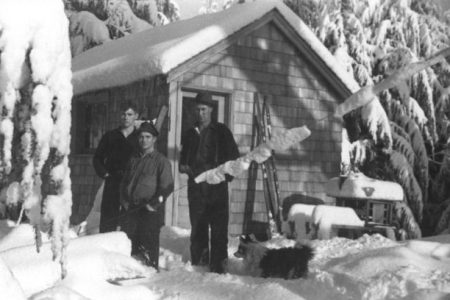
[0,0,73,278]
[195,126,311,184]
[335,45,450,119]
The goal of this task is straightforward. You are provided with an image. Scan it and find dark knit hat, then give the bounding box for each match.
[195,92,215,107]
[139,121,159,136]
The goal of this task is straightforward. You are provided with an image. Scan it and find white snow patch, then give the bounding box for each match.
[326,172,404,201]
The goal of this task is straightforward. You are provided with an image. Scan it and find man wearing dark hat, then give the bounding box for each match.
[120,121,174,270]
[179,92,239,274]
[93,102,140,233]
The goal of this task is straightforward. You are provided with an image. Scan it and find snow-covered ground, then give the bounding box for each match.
[1,219,450,300]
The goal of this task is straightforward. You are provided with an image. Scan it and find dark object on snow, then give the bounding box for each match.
[234,234,314,279]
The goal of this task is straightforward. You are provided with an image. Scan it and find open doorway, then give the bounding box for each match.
[176,89,230,228]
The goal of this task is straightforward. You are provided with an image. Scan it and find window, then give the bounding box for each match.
[74,100,108,154]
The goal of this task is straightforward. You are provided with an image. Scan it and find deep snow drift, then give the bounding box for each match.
[1,219,450,300]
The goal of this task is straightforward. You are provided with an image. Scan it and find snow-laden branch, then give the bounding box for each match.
[335,46,450,117]
[0,0,72,279]
[195,126,311,184]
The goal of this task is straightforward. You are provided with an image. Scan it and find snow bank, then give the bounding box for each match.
[406,240,450,261]
[0,256,26,300]
[3,221,450,299]
[57,276,159,300]
[0,232,150,296]
[0,223,51,252]
[30,285,89,300]
[324,243,450,280]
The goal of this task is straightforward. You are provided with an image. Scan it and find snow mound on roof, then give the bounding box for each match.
[325,172,404,201]
[72,0,359,95]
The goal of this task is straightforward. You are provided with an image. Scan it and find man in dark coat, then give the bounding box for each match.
[179,92,239,273]
[93,102,140,233]
[120,121,174,270]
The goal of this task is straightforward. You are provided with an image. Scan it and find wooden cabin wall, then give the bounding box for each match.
[174,21,343,235]
[70,76,170,225]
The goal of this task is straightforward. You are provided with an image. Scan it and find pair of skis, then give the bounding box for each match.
[244,93,282,236]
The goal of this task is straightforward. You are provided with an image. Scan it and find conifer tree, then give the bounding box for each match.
[287,0,450,237]
[64,0,180,56]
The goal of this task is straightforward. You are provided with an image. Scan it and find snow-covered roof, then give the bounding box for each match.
[72,0,360,96]
[325,173,404,201]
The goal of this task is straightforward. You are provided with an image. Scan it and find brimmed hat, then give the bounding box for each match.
[195,92,215,107]
[139,121,159,136]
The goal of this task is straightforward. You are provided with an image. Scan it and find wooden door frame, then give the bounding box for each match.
[166,82,235,226]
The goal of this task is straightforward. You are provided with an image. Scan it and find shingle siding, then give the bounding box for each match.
[177,22,342,236]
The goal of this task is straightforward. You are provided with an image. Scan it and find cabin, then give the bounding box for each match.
[70,1,359,235]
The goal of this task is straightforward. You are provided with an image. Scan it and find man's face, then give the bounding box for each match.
[120,108,138,129]
[139,131,156,152]
[195,104,213,124]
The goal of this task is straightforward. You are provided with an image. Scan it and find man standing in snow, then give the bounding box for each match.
[120,121,174,270]
[179,92,239,273]
[93,102,140,233]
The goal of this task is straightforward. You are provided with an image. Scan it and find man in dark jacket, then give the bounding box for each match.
[179,92,239,273]
[93,102,140,233]
[120,121,174,270]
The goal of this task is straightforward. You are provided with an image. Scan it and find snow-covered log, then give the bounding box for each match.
[195,126,311,184]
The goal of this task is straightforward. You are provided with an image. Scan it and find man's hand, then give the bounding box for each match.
[179,165,193,176]
[145,204,156,212]
[145,196,163,212]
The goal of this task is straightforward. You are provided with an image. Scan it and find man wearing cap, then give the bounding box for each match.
[179,92,239,273]
[93,102,140,233]
[120,121,174,270]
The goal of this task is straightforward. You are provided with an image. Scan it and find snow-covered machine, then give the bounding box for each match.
[325,173,404,240]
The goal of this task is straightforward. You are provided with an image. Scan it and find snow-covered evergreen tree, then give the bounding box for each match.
[0,0,73,277]
[288,0,450,237]
[64,0,180,56]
